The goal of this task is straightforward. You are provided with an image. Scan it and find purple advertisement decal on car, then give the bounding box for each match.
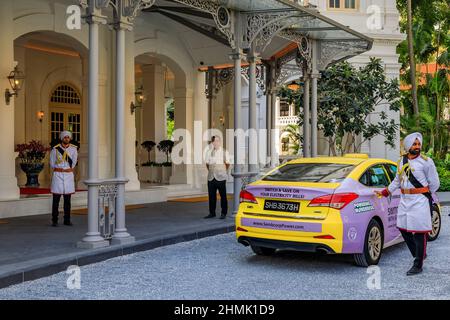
[241,218,322,233]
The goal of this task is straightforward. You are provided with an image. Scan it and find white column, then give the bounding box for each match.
[124,30,140,191]
[270,91,279,167]
[311,40,319,157]
[0,0,20,201]
[266,87,272,164]
[112,25,134,244]
[248,48,258,175]
[169,86,195,185]
[303,71,311,158]
[232,51,243,214]
[141,64,166,163]
[79,6,109,248]
[311,73,318,157]
[269,62,279,167]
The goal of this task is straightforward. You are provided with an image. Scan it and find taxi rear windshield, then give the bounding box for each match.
[262,163,355,183]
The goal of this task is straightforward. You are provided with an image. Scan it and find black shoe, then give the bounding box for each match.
[407,265,423,276]
[51,222,58,227]
[64,222,73,226]
[203,214,216,219]
[220,214,227,219]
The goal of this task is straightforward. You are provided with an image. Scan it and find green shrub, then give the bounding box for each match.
[435,155,450,192]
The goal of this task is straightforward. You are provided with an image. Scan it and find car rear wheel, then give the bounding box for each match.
[354,219,383,267]
[428,206,441,242]
[251,245,276,256]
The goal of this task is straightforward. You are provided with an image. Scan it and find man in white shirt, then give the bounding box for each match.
[204,136,230,219]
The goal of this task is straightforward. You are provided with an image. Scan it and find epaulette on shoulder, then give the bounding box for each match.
[53,144,60,149]
[69,144,77,148]
[420,154,429,161]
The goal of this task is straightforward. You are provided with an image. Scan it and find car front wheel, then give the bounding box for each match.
[354,219,383,267]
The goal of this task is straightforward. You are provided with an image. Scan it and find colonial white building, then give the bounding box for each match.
[275,0,404,158]
[0,0,402,247]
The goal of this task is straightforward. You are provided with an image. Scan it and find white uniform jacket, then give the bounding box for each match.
[387,154,440,232]
[50,144,78,195]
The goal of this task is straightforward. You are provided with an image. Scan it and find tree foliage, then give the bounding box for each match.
[279,58,401,156]
[396,0,449,159]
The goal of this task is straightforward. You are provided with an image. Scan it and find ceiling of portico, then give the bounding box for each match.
[137,0,372,69]
[138,0,295,66]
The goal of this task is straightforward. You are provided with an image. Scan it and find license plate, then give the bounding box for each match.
[264,200,300,213]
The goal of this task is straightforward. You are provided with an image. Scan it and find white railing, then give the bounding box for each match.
[277,115,299,126]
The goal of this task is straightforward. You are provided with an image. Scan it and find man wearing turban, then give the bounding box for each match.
[376,132,440,275]
[49,131,78,227]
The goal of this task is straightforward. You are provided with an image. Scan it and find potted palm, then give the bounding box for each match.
[16,140,50,187]
[157,140,174,184]
[139,141,156,182]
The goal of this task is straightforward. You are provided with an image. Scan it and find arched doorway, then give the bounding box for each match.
[13,31,88,188]
[49,83,83,146]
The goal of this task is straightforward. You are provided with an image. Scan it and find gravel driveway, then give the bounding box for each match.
[1,207,449,300]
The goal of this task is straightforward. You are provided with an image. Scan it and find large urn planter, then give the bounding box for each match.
[20,163,45,187]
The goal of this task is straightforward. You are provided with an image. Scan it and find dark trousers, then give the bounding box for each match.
[208,179,228,216]
[400,229,427,268]
[52,194,72,224]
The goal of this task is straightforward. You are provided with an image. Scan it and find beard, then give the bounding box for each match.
[409,149,421,155]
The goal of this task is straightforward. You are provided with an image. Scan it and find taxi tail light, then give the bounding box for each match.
[237,227,248,232]
[308,192,359,209]
[314,235,335,239]
[239,190,258,204]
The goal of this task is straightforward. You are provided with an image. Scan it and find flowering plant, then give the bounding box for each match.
[15,140,50,164]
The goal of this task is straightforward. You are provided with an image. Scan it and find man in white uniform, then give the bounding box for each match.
[376,132,440,275]
[204,136,230,219]
[50,131,78,227]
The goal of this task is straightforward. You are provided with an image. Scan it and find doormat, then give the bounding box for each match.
[20,188,87,195]
[72,204,146,215]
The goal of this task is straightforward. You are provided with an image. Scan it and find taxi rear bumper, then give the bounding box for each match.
[238,236,336,254]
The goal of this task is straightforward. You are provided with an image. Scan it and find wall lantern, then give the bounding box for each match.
[37,111,45,123]
[5,65,25,105]
[219,115,226,126]
[130,85,145,114]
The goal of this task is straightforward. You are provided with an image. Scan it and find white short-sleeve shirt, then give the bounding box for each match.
[205,147,230,182]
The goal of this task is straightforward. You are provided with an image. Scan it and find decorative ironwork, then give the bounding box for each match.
[242,11,308,53]
[276,65,302,88]
[98,183,119,239]
[241,65,267,93]
[215,68,235,93]
[204,64,267,96]
[317,40,369,70]
[110,0,156,29]
[172,0,235,48]
[279,29,312,72]
[80,0,155,28]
